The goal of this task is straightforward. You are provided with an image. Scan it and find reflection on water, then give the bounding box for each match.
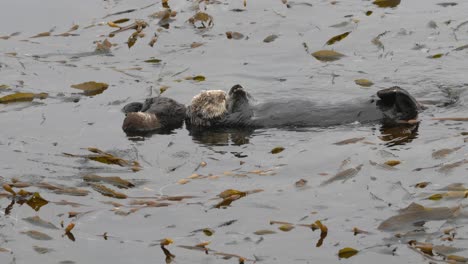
[189,127,254,146]
[186,122,419,147]
[379,124,419,146]
[124,128,179,140]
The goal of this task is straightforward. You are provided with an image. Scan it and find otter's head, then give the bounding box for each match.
[187,90,228,127]
[122,112,161,133]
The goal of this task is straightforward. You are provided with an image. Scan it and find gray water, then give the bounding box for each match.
[1,0,467,263]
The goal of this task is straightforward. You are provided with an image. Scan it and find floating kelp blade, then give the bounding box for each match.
[71,81,109,96]
[113,18,130,24]
[352,227,371,235]
[271,146,285,154]
[90,183,127,199]
[188,12,214,28]
[295,179,308,188]
[26,192,49,211]
[311,220,328,247]
[428,53,444,59]
[192,75,206,82]
[144,58,161,63]
[415,182,430,188]
[31,32,51,38]
[95,39,112,52]
[278,224,294,232]
[373,0,401,8]
[0,92,34,103]
[63,147,142,171]
[254,229,276,235]
[325,32,351,45]
[384,160,400,166]
[312,50,345,62]
[127,32,138,48]
[3,183,16,195]
[65,223,75,233]
[0,92,47,103]
[338,247,358,259]
[184,75,206,82]
[263,34,278,43]
[354,79,374,87]
[83,174,135,188]
[214,189,262,208]
[426,191,468,201]
[226,31,244,40]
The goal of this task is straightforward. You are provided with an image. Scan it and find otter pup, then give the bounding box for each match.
[185,85,420,129]
[122,96,186,134]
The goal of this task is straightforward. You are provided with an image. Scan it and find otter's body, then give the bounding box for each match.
[185,85,420,129]
[250,98,383,128]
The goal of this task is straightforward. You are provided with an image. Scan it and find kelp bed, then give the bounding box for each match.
[1,0,468,263]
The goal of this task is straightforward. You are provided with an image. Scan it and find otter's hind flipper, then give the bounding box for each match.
[377,86,420,121]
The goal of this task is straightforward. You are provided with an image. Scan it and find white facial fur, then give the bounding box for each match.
[190,90,228,119]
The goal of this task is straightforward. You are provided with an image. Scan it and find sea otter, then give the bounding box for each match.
[185,85,421,129]
[122,96,186,134]
[121,85,420,136]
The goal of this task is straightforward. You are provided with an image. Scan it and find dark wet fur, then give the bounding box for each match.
[122,96,186,134]
[376,86,421,124]
[185,85,421,146]
[187,85,421,129]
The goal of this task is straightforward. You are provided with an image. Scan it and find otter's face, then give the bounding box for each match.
[122,112,161,133]
[190,90,227,119]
